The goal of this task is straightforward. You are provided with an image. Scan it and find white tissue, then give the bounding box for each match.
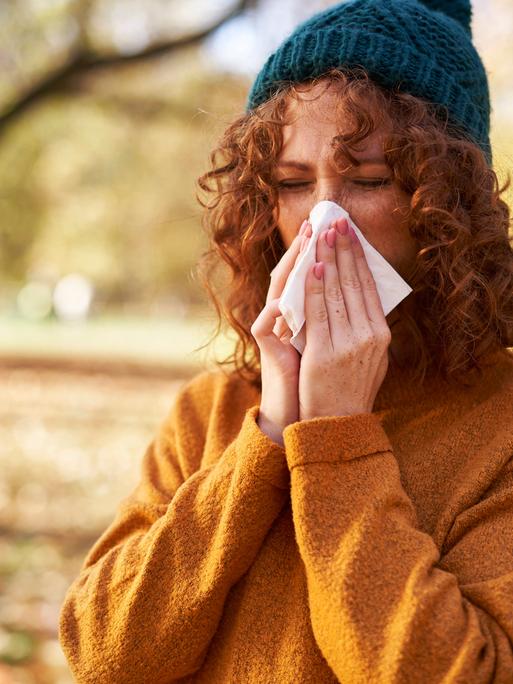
[278,200,413,354]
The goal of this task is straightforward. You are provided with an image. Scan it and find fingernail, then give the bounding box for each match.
[326,228,336,248]
[349,226,359,243]
[313,262,323,279]
[335,218,348,235]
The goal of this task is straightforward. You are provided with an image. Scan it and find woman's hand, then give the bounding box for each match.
[298,217,392,422]
[251,219,310,446]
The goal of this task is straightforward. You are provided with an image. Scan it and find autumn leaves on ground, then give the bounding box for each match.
[0,356,196,684]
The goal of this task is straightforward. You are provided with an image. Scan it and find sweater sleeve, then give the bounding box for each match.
[282,413,513,684]
[59,372,289,684]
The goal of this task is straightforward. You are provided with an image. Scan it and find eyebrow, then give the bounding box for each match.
[276,157,387,170]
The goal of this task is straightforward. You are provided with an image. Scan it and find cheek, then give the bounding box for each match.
[275,197,312,243]
[353,196,417,273]
[377,221,418,277]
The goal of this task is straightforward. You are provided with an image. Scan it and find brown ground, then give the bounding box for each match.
[0,356,198,684]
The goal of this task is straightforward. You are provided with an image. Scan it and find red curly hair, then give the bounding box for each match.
[194,66,513,391]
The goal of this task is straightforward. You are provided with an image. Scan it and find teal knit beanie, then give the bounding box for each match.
[247,0,492,166]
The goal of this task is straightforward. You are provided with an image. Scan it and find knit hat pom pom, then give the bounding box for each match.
[418,0,472,33]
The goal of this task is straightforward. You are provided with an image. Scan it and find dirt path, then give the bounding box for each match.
[0,356,201,684]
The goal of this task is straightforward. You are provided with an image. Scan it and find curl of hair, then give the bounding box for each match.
[194,66,513,392]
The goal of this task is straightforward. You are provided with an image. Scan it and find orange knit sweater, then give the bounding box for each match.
[59,349,513,683]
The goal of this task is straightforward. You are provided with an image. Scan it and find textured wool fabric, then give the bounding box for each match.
[59,349,513,683]
[246,0,493,166]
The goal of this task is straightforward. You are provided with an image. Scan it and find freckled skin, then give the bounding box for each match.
[272,83,418,363]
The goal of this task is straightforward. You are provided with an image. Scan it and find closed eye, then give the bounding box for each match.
[353,179,391,188]
[277,179,391,190]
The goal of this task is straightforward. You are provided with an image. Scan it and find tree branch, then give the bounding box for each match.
[0,0,255,131]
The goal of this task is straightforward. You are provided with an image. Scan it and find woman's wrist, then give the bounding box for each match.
[256,410,285,448]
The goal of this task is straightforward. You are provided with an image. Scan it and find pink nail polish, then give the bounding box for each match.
[349,226,358,243]
[335,218,348,236]
[326,228,336,248]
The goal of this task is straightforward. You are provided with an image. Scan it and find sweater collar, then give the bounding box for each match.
[372,362,442,412]
[373,347,511,412]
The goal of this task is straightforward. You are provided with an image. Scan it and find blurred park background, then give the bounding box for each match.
[1,0,512,682]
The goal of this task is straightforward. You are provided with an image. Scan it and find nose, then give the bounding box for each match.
[317,189,351,209]
[316,177,349,207]
[319,193,340,204]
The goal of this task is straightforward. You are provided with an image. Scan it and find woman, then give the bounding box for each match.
[59,1,513,682]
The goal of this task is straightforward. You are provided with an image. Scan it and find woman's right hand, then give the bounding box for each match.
[250,219,311,447]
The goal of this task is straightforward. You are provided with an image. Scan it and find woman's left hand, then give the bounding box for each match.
[299,217,392,421]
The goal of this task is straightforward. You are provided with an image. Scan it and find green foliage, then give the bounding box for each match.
[0,48,249,313]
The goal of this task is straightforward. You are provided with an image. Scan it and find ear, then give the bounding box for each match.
[417,0,472,34]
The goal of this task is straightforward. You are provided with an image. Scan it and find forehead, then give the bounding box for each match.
[280,83,388,160]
